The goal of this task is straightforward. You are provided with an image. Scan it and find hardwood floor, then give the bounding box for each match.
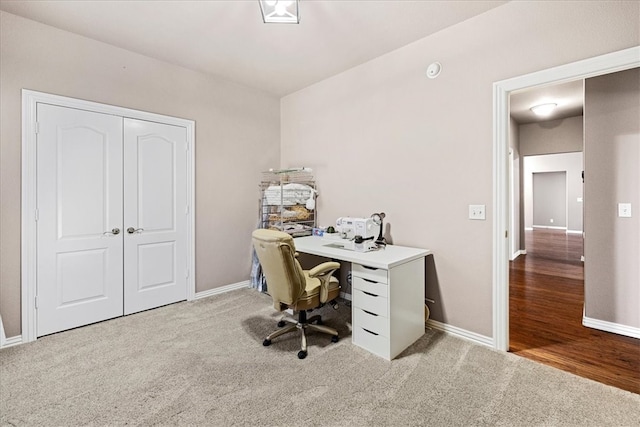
[509,229,640,394]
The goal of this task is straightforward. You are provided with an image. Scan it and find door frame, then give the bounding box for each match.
[21,90,196,343]
[492,46,640,351]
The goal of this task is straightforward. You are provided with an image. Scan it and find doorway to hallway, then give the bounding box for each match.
[508,229,639,393]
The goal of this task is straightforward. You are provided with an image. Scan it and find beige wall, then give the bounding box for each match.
[280,1,639,337]
[0,12,281,337]
[584,68,640,329]
[520,115,584,156]
[519,116,585,233]
[523,153,584,233]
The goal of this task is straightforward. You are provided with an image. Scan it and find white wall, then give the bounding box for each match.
[524,153,584,233]
[280,1,638,338]
[0,11,281,337]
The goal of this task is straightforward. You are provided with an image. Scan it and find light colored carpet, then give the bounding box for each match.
[1,288,638,426]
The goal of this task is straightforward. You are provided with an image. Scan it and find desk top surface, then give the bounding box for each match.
[293,236,430,269]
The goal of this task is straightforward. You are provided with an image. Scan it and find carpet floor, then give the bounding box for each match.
[1,288,639,426]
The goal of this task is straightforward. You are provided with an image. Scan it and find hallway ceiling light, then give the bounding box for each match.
[259,0,300,24]
[530,103,557,117]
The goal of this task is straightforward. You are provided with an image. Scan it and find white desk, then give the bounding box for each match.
[294,236,430,360]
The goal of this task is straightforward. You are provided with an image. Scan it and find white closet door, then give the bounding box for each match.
[36,104,124,336]
[123,118,188,315]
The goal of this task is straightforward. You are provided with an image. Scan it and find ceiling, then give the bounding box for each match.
[0,0,507,97]
[510,80,584,124]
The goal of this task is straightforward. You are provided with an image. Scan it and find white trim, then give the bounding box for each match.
[194,280,250,299]
[583,316,640,339]
[0,335,23,349]
[531,225,567,230]
[566,229,583,234]
[524,227,533,231]
[493,46,640,352]
[21,89,196,343]
[427,319,494,348]
[0,315,5,347]
[511,249,526,260]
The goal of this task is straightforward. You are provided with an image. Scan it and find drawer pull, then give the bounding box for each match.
[362,309,378,317]
[363,278,377,283]
[362,265,378,270]
[362,291,378,297]
[362,328,379,336]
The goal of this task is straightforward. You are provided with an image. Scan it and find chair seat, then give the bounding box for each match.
[294,274,340,311]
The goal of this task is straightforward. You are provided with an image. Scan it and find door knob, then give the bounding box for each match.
[127,227,144,234]
[103,228,120,236]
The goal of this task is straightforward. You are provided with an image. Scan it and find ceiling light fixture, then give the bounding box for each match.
[530,103,557,116]
[259,0,300,24]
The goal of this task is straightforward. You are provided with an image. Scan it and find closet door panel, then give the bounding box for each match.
[123,118,188,315]
[36,103,124,336]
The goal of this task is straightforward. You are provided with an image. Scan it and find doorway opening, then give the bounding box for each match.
[493,47,640,393]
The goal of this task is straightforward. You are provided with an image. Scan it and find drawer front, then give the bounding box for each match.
[352,263,388,284]
[353,326,390,360]
[353,307,389,337]
[352,276,388,298]
[352,288,388,317]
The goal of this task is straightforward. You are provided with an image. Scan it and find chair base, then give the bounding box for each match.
[263,310,339,359]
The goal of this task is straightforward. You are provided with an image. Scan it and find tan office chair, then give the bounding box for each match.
[252,229,341,359]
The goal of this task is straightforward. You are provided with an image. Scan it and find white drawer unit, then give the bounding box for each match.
[352,276,388,297]
[351,257,425,360]
[352,263,388,283]
[291,236,430,361]
[353,307,390,337]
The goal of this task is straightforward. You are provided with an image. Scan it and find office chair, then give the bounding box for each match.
[252,229,341,359]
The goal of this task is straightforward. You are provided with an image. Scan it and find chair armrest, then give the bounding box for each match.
[308,262,340,278]
[308,262,340,304]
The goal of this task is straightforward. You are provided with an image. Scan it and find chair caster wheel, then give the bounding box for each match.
[277,320,286,327]
[331,335,339,343]
[263,339,271,346]
[297,350,307,359]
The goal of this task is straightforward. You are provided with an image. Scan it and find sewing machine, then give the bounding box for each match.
[333,217,381,252]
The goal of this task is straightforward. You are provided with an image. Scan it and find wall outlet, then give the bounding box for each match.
[550,218,554,223]
[469,204,486,220]
[618,203,632,218]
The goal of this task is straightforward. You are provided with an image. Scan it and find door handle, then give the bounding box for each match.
[127,227,144,234]
[103,228,120,236]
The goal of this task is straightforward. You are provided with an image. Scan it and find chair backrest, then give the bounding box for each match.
[252,229,306,311]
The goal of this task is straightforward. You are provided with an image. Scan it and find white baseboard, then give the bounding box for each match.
[582,316,640,339]
[511,249,526,260]
[1,335,23,349]
[566,229,583,234]
[426,319,494,348]
[532,225,567,230]
[194,280,250,300]
[524,227,533,231]
[0,314,5,347]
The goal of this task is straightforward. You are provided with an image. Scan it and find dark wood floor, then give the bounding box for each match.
[509,229,640,394]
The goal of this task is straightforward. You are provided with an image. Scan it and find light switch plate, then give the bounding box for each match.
[469,204,486,220]
[618,203,632,218]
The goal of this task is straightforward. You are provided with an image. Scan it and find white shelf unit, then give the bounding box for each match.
[259,168,317,237]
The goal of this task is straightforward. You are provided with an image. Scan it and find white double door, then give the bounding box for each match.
[37,104,188,336]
